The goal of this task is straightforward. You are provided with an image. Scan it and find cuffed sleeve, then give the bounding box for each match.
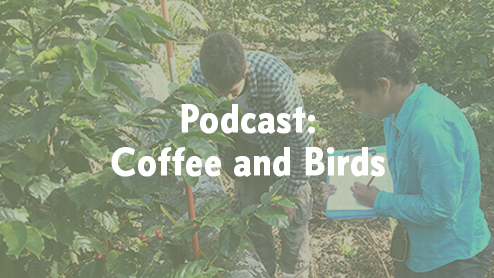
[272,82,313,196]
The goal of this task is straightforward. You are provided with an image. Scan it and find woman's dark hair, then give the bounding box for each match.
[199,32,247,90]
[332,30,420,93]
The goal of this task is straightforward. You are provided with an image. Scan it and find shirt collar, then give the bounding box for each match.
[393,83,426,134]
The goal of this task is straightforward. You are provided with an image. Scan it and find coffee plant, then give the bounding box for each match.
[0,0,293,277]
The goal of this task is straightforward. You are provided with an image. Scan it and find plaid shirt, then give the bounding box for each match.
[188,51,313,195]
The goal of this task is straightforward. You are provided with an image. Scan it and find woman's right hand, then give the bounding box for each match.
[321,182,337,204]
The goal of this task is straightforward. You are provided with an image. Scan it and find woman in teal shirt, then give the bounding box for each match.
[327,30,493,277]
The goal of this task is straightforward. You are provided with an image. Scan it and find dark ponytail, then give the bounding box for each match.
[395,29,420,61]
[333,30,420,93]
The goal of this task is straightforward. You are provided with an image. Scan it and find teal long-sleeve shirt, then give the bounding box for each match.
[373,84,491,272]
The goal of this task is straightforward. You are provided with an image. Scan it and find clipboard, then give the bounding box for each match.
[325,145,393,220]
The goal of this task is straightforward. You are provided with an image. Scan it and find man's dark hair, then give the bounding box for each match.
[332,30,420,93]
[199,32,247,90]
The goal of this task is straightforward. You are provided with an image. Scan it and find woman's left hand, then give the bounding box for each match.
[350,182,380,208]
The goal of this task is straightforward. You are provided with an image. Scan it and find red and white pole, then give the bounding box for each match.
[160,0,200,260]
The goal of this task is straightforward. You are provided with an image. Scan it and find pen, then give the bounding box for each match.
[366,176,375,187]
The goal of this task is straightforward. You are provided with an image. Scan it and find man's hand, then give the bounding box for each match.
[280,205,296,223]
[321,182,337,204]
[350,182,380,208]
[275,194,296,222]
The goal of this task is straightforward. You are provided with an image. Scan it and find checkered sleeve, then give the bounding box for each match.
[187,59,208,87]
[273,80,313,196]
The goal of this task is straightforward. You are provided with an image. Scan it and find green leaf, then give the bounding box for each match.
[100,48,148,64]
[6,54,37,81]
[182,170,199,187]
[218,227,240,259]
[141,25,167,44]
[81,139,109,159]
[185,128,233,147]
[62,151,91,173]
[93,37,117,53]
[149,13,178,41]
[0,207,28,222]
[46,71,73,100]
[90,23,111,37]
[270,196,297,208]
[81,6,107,18]
[198,196,233,217]
[67,4,107,18]
[23,140,47,164]
[260,179,285,205]
[473,54,487,67]
[105,24,149,52]
[53,219,75,247]
[241,204,260,217]
[202,216,224,230]
[107,252,138,275]
[31,220,57,240]
[25,227,44,258]
[58,59,76,74]
[66,180,112,210]
[113,10,145,45]
[239,240,252,249]
[98,104,129,126]
[254,206,289,229]
[121,172,169,196]
[232,216,249,236]
[0,252,16,277]
[29,105,62,143]
[176,83,216,99]
[49,261,58,278]
[77,41,98,73]
[1,180,22,206]
[75,60,108,97]
[105,250,121,271]
[28,175,61,203]
[1,166,32,189]
[32,45,77,64]
[65,173,92,189]
[12,117,30,140]
[154,118,181,141]
[0,80,27,97]
[93,210,119,233]
[74,235,105,254]
[0,45,10,68]
[29,78,47,91]
[187,137,217,158]
[0,108,15,143]
[61,18,84,34]
[0,221,27,257]
[79,260,104,278]
[165,260,222,278]
[126,7,156,31]
[106,71,143,105]
[174,90,206,107]
[126,8,164,44]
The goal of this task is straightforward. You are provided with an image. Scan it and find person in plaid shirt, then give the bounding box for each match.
[188,32,313,278]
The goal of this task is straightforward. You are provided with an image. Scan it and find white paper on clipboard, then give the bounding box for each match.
[326,146,394,219]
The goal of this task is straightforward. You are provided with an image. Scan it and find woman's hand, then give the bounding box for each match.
[321,182,337,204]
[350,182,380,208]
